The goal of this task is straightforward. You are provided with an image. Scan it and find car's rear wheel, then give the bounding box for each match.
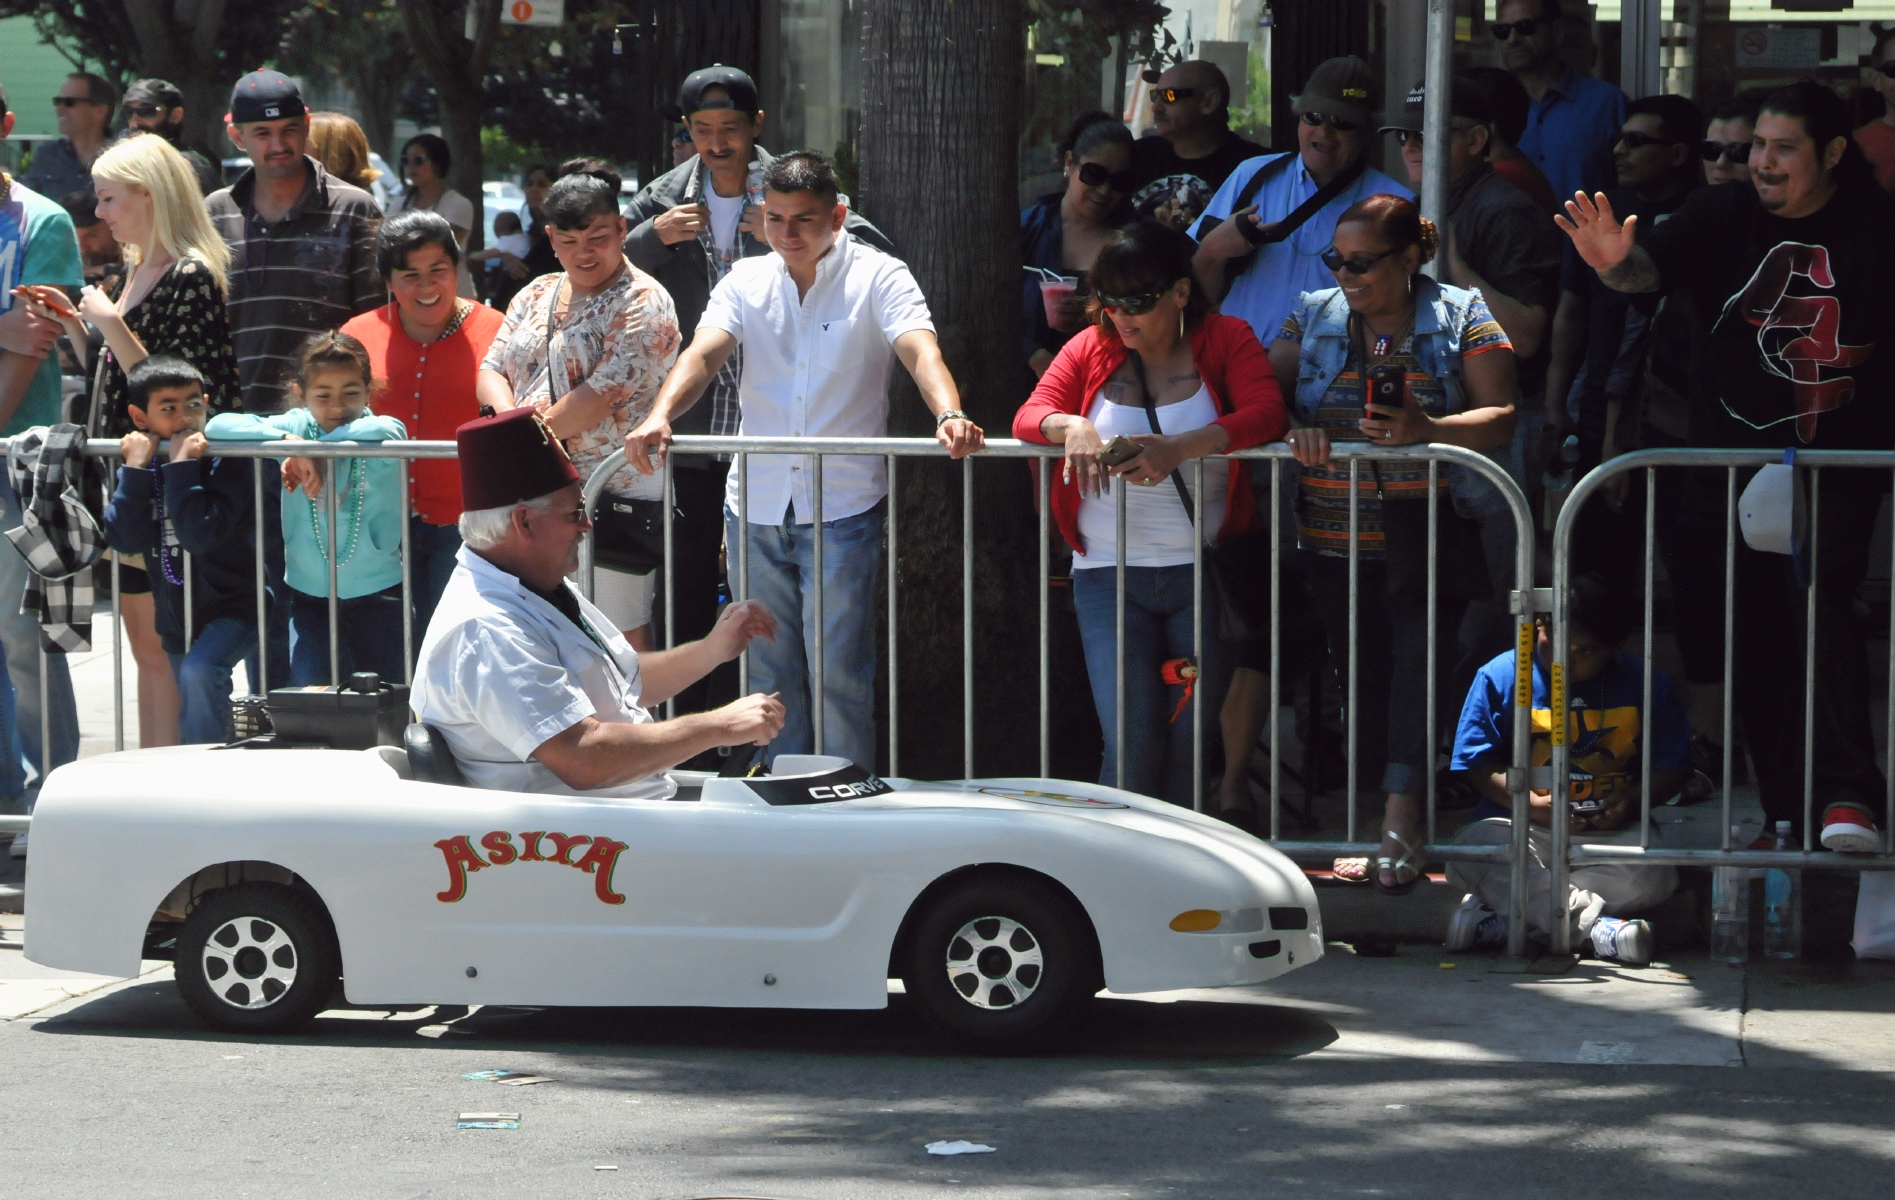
[175,883,339,1033]
[903,875,1099,1046]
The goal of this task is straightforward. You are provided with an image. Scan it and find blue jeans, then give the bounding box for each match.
[410,517,462,648]
[1071,564,1233,804]
[289,586,405,687]
[725,501,882,770]
[167,616,259,744]
[0,480,78,788]
[0,651,28,802]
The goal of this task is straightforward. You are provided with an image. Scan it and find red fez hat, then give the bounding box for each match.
[456,406,580,511]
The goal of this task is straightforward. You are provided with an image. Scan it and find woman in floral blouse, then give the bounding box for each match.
[476,165,681,648]
[31,132,241,748]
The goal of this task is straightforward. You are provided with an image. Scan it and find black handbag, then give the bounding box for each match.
[1125,352,1258,644]
[540,282,669,575]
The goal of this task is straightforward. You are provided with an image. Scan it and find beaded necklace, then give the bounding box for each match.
[308,456,366,567]
[152,466,186,585]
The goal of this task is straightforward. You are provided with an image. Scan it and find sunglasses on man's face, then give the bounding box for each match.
[1096,291,1166,316]
[1076,161,1137,192]
[1150,87,1201,105]
[1300,110,1360,133]
[122,103,163,119]
[1701,140,1752,164]
[1616,131,1678,151]
[1491,17,1548,40]
[1320,246,1402,275]
[52,96,97,108]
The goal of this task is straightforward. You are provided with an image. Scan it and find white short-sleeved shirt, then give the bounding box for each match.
[410,545,674,800]
[698,228,935,526]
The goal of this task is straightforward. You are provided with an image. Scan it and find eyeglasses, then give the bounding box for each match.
[403,155,431,166]
[1096,291,1166,315]
[1150,87,1201,105]
[1701,140,1752,164]
[1300,111,1360,133]
[52,96,99,108]
[1076,161,1137,192]
[1616,131,1679,151]
[1320,246,1402,275]
[1491,18,1548,40]
[122,102,163,119]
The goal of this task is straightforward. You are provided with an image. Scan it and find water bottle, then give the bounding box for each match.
[1763,820,1802,959]
[1711,824,1750,964]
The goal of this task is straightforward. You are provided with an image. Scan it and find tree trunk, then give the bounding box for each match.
[859,1,1088,781]
[120,0,238,163]
[401,0,501,247]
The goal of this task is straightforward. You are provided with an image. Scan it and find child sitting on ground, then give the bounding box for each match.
[207,333,407,687]
[1444,573,1692,966]
[102,356,264,744]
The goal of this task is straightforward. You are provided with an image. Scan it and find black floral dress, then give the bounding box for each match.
[96,256,243,437]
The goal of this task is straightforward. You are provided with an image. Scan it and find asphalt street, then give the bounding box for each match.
[4,933,1894,1200]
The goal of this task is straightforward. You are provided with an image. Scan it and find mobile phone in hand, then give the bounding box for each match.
[12,285,76,319]
[1096,436,1142,469]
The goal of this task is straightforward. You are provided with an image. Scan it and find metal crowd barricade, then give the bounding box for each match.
[1548,448,1895,956]
[583,435,1540,959]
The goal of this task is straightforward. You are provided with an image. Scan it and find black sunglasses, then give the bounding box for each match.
[1095,291,1166,316]
[1701,140,1752,164]
[1077,161,1137,192]
[122,102,164,119]
[52,96,98,108]
[1491,18,1548,40]
[1320,246,1402,275]
[1617,131,1680,151]
[1150,87,1201,104]
[1300,111,1360,133]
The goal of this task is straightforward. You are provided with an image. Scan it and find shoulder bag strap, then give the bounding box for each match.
[1254,158,1367,246]
[542,280,568,405]
[1125,351,1199,525]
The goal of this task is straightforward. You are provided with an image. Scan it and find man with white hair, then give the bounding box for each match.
[411,406,785,798]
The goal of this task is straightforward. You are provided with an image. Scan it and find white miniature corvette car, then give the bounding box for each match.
[24,737,1321,1043]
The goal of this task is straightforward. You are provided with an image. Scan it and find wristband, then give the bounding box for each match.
[934,409,970,429]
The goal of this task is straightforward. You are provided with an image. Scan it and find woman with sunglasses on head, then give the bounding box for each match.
[1021,112,1135,379]
[386,134,477,299]
[1015,220,1287,807]
[1272,194,1518,895]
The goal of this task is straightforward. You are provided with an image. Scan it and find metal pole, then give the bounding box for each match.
[1640,467,1655,849]
[1888,464,1894,852]
[37,643,49,783]
[1115,480,1127,789]
[1038,457,1050,780]
[183,550,194,653]
[111,553,123,751]
[737,453,749,696]
[1346,458,1359,842]
[1723,467,1736,853]
[253,465,267,696]
[1192,457,1203,813]
[399,463,413,684]
[887,455,899,777]
[963,454,974,781]
[1426,460,1437,847]
[1418,0,1455,279]
[1269,457,1281,842]
[663,454,675,721]
[812,453,824,756]
[1804,468,1819,850]
[326,459,340,688]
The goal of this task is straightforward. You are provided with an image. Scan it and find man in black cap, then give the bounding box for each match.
[412,406,784,798]
[206,70,383,414]
[1128,59,1268,231]
[118,79,222,195]
[622,65,895,733]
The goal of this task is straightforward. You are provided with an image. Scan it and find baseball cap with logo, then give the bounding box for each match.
[124,78,185,111]
[678,65,761,118]
[1380,75,1499,134]
[1292,56,1377,127]
[226,70,307,125]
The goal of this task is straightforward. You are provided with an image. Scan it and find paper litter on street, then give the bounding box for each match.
[462,1069,534,1081]
[456,1112,521,1129]
[495,1075,555,1086]
[926,1140,996,1155]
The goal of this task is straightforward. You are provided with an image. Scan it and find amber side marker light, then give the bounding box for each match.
[1169,909,1221,932]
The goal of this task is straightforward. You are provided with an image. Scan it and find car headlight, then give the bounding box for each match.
[1168,907,1265,933]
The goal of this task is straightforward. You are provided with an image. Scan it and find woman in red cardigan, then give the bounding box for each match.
[341,210,506,641]
[1015,220,1287,810]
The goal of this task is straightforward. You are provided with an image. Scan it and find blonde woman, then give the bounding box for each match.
[307,112,384,198]
[26,131,241,748]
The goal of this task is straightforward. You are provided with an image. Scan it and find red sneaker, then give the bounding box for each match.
[1820,803,1881,854]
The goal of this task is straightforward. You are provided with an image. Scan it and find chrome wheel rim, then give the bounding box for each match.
[944,915,1043,1009]
[201,916,298,1010]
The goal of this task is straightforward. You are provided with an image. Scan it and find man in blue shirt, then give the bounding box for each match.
[1499,0,1626,206]
[1189,56,1411,350]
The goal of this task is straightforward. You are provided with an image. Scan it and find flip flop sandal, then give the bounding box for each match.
[1372,829,1425,897]
[1331,856,1371,884]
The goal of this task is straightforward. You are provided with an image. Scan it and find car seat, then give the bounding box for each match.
[404,723,468,787]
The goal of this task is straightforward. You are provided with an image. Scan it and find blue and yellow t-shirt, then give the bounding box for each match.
[1452,646,1691,821]
[0,178,84,436]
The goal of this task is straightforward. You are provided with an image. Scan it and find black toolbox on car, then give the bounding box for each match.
[264,673,410,750]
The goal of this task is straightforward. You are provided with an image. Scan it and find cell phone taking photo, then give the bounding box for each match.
[1096,435,1143,469]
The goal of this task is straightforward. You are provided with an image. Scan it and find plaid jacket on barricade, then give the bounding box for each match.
[4,423,102,652]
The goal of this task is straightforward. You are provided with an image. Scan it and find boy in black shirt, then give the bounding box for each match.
[102,357,266,745]
[1558,82,1894,853]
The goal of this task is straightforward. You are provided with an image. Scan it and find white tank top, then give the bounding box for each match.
[1073,382,1229,569]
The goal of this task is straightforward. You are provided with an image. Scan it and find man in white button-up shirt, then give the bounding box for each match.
[625,151,982,769]
[413,407,784,798]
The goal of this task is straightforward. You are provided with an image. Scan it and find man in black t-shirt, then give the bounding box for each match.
[1560,82,1895,853]
[1129,60,1267,231]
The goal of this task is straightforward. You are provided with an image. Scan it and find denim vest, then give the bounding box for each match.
[1287,275,1514,517]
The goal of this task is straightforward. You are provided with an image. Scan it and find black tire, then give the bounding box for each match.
[903,874,1100,1046]
[175,883,340,1034]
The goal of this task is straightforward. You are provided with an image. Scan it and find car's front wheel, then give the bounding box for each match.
[175,883,339,1033]
[903,874,1100,1046]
